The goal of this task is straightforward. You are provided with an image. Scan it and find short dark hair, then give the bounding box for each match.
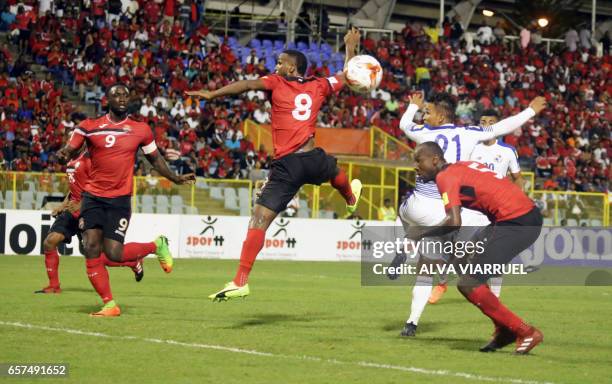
[418,141,445,158]
[107,83,130,96]
[283,49,308,76]
[428,92,456,122]
[480,109,500,119]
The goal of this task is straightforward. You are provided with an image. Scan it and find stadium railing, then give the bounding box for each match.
[0,171,607,226]
[243,120,414,162]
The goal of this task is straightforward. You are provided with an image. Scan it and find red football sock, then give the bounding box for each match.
[85,258,113,304]
[466,284,531,337]
[233,228,266,286]
[101,253,138,269]
[44,249,60,288]
[122,242,156,262]
[331,169,355,205]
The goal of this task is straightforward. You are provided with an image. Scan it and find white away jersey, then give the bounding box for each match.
[470,141,520,179]
[405,123,497,198]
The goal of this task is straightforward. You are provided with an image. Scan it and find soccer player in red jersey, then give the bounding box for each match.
[409,142,544,354]
[57,84,195,317]
[186,28,363,301]
[36,148,176,294]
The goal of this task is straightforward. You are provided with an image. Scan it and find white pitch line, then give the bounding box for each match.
[0,321,555,384]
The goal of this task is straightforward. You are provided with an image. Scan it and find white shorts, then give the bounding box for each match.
[398,194,491,261]
[460,208,491,226]
[399,192,446,227]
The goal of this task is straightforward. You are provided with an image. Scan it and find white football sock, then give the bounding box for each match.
[489,276,503,297]
[407,275,434,325]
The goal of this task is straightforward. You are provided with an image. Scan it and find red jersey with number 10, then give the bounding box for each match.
[436,161,534,222]
[260,74,343,159]
[68,114,158,198]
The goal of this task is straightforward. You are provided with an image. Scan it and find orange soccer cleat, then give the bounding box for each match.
[90,301,121,317]
[514,326,543,354]
[428,283,447,304]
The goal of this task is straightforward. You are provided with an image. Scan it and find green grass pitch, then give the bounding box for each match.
[1,255,611,384]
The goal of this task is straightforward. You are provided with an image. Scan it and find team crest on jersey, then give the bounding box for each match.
[494,155,502,163]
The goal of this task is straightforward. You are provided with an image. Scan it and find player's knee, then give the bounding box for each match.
[82,241,102,259]
[105,247,123,262]
[43,233,62,251]
[250,210,276,230]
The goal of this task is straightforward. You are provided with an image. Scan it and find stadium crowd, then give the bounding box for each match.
[0,1,609,193]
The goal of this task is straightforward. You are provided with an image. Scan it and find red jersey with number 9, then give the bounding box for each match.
[435,161,534,222]
[260,74,343,158]
[68,114,158,198]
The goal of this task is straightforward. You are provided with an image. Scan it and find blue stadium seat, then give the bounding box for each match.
[287,41,296,49]
[262,39,273,48]
[250,39,261,48]
[297,41,307,51]
[274,40,284,49]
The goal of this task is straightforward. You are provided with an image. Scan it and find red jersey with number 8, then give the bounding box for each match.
[260,74,343,159]
[435,161,534,222]
[68,114,158,198]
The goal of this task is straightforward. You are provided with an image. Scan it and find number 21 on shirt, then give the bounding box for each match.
[435,134,461,162]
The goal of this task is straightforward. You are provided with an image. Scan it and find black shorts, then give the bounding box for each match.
[79,192,132,243]
[49,211,80,243]
[257,147,338,213]
[469,207,543,282]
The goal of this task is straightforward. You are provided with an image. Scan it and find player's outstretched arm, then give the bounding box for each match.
[185,79,266,100]
[145,151,196,185]
[407,206,462,240]
[483,96,547,140]
[57,144,80,164]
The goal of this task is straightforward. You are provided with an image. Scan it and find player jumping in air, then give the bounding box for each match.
[395,93,545,336]
[427,108,526,303]
[186,28,363,301]
[36,148,174,294]
[57,84,195,317]
[409,142,543,354]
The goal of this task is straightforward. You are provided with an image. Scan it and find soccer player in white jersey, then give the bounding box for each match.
[395,92,546,337]
[470,109,523,189]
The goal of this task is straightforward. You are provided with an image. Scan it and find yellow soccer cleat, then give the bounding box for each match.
[347,179,362,214]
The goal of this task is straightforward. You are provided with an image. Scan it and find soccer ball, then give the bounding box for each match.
[345,55,383,93]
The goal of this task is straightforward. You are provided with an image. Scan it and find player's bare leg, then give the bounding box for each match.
[209,204,277,301]
[457,275,542,354]
[401,256,439,337]
[83,229,120,317]
[35,232,65,294]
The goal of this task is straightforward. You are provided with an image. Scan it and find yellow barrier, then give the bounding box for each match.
[369,126,413,161]
[531,190,608,227]
[0,170,607,226]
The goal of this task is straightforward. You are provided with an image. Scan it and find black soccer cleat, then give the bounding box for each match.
[400,322,417,337]
[133,260,144,282]
[479,327,516,352]
[387,252,407,280]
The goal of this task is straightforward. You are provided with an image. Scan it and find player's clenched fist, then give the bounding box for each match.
[529,96,547,115]
[409,93,425,110]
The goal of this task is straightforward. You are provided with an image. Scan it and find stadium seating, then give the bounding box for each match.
[0,3,608,223]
